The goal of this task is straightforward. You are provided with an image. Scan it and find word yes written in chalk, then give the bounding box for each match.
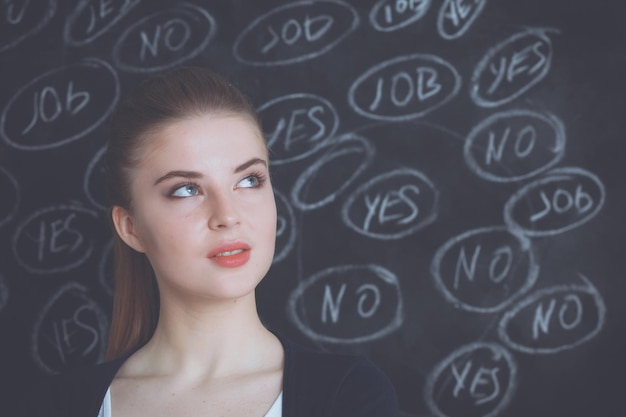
[30,214,84,262]
[362,185,420,231]
[452,359,502,405]
[48,304,100,364]
[487,41,548,95]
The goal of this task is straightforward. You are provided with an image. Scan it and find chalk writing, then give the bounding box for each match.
[437,0,487,40]
[348,53,461,121]
[0,273,8,314]
[470,28,556,107]
[258,93,339,164]
[0,165,20,228]
[112,3,216,72]
[64,0,140,46]
[12,204,99,274]
[0,0,56,53]
[498,273,606,354]
[287,264,403,343]
[463,109,566,182]
[273,190,296,264]
[291,134,375,211]
[84,146,107,210]
[341,168,439,239]
[99,239,114,296]
[32,282,108,374]
[503,167,605,237]
[431,226,538,313]
[424,342,517,417]
[369,0,431,32]
[233,0,359,66]
[0,59,119,151]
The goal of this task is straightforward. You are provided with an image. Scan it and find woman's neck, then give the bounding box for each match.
[122,291,281,381]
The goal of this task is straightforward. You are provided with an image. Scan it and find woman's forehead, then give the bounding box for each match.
[134,114,268,169]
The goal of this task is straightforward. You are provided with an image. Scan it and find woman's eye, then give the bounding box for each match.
[171,184,199,197]
[238,174,263,188]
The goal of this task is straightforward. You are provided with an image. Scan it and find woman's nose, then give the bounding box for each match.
[207,193,240,230]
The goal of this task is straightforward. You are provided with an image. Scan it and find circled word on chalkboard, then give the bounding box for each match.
[498,274,606,354]
[234,0,359,66]
[341,168,439,240]
[32,283,108,374]
[258,93,339,164]
[431,226,539,313]
[348,53,461,121]
[463,109,566,182]
[424,342,517,417]
[287,264,403,343]
[1,59,119,151]
[112,3,216,73]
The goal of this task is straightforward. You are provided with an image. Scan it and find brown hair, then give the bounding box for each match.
[104,67,262,360]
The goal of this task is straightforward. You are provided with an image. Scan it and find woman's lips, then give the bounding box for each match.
[208,242,251,268]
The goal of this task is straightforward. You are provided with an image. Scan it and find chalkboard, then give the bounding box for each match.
[1,1,625,416]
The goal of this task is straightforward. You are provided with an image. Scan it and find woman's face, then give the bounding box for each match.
[114,114,277,303]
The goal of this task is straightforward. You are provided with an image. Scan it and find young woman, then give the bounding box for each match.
[26,67,399,416]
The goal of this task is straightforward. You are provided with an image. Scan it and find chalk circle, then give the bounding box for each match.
[84,146,107,211]
[64,0,141,46]
[437,0,487,40]
[258,93,339,165]
[430,226,539,313]
[498,276,606,354]
[233,0,359,66]
[0,0,57,53]
[273,190,297,264]
[341,167,439,240]
[287,264,403,343]
[12,204,100,274]
[424,342,517,417]
[463,109,566,183]
[369,0,432,32]
[503,167,606,237]
[291,133,375,211]
[112,3,216,73]
[32,282,108,374]
[0,165,20,228]
[470,28,556,108]
[0,58,119,151]
[347,53,461,121]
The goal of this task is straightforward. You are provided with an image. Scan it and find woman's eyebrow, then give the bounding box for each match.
[153,159,266,186]
[235,157,267,173]
[154,170,202,186]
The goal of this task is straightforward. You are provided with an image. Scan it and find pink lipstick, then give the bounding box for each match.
[207,242,251,268]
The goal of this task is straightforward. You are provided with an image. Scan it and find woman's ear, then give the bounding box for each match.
[111,206,146,253]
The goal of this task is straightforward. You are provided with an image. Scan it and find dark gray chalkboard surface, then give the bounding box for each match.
[1,1,625,416]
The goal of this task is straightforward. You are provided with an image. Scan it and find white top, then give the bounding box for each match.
[98,388,283,417]
[265,392,283,417]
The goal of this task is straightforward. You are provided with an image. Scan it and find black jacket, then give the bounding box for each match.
[22,335,399,416]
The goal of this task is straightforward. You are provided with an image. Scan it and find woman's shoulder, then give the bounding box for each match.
[279,336,400,417]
